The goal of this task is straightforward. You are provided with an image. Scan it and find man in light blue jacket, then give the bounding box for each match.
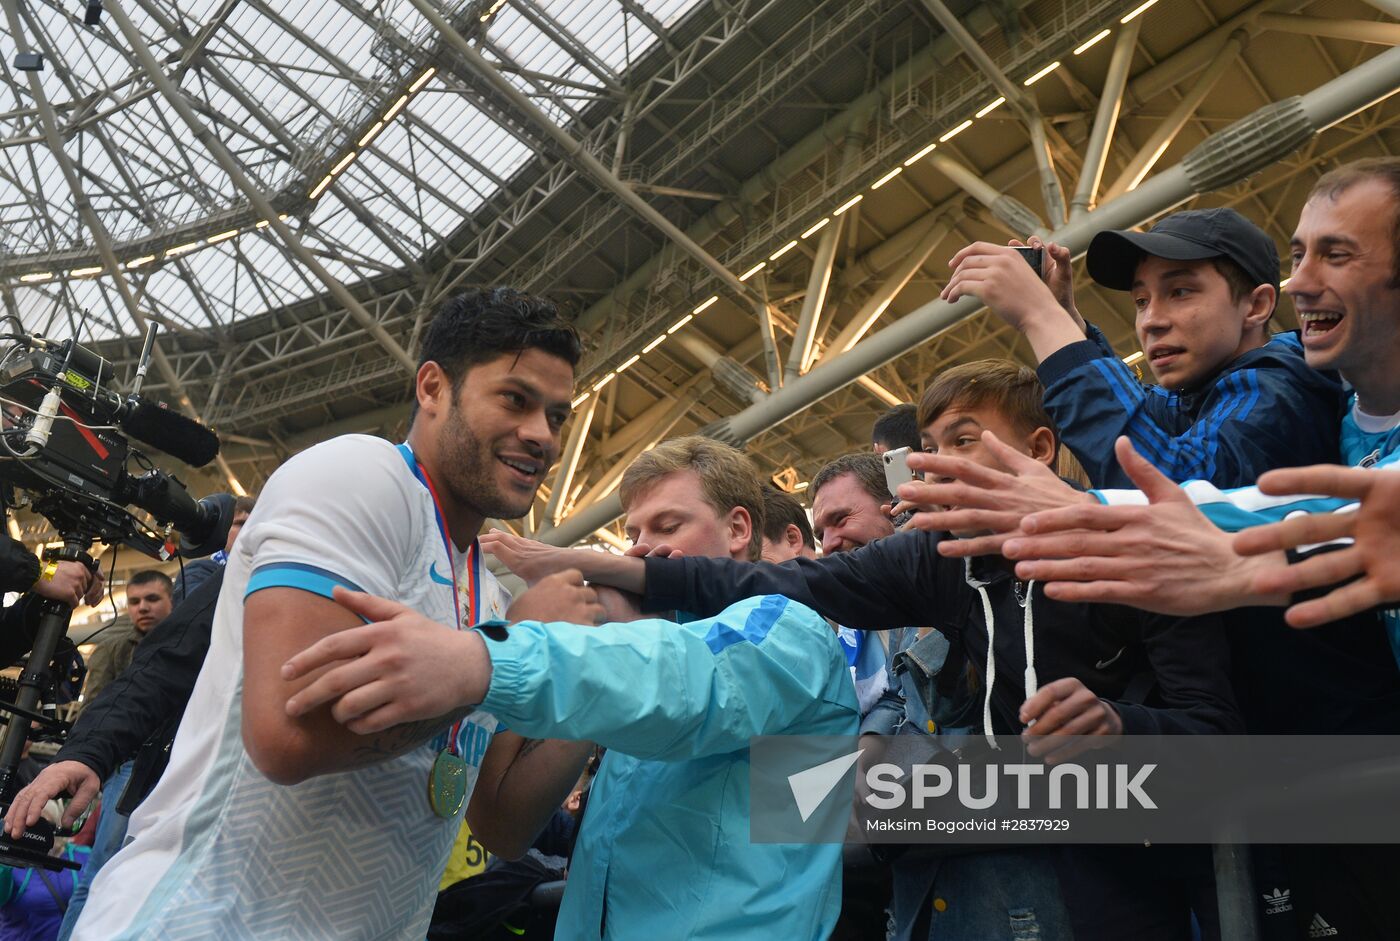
[282,435,859,940]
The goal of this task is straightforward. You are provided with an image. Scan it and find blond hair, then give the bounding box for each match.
[620,436,766,560]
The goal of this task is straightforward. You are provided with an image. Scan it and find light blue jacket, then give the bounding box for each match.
[478,594,859,941]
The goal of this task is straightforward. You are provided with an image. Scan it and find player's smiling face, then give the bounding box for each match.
[438,348,575,521]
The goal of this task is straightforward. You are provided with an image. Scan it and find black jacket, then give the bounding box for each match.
[56,568,222,811]
[1039,325,1345,490]
[644,530,1243,737]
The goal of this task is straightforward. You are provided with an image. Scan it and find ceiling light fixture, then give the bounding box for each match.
[903,142,938,166]
[1023,62,1061,85]
[1074,29,1112,54]
[871,167,903,189]
[833,194,863,215]
[938,120,973,142]
[1121,0,1159,22]
[975,97,1006,117]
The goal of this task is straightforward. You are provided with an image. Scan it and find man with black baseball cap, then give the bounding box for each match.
[941,207,1346,488]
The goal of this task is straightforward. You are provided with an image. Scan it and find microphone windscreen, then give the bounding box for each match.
[122,400,220,467]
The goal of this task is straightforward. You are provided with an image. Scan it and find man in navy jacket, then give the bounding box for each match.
[941,208,1346,489]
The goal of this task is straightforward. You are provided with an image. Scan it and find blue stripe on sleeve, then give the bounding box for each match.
[245,562,366,600]
[704,594,789,655]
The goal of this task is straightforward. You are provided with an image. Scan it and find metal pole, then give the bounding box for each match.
[827,217,951,356]
[104,0,417,376]
[918,0,1065,225]
[1102,31,1247,201]
[541,43,1400,544]
[542,393,598,528]
[405,0,769,313]
[927,152,1045,234]
[1256,12,1400,44]
[787,215,843,380]
[1071,18,1142,218]
[752,279,783,391]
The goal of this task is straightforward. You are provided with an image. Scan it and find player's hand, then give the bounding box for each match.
[283,587,490,733]
[5,760,100,838]
[506,569,604,625]
[1020,677,1122,764]
[33,562,93,608]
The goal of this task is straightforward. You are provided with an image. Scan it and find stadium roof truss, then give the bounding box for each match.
[3,0,1400,553]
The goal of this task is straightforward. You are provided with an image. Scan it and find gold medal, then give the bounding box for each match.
[428,749,468,818]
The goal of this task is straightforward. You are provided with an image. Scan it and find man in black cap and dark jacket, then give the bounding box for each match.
[940,207,1346,489]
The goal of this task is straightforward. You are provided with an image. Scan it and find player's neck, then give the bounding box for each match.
[406,428,486,550]
[1348,367,1400,418]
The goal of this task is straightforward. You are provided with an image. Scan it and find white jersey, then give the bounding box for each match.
[72,435,510,941]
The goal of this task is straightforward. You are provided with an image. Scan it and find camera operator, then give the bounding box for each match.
[14,497,249,941]
[0,533,103,665]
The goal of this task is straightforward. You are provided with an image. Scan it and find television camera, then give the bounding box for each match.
[0,320,232,870]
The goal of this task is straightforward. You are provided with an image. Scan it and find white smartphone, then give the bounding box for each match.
[882,446,917,499]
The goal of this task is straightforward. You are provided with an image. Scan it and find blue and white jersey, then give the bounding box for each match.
[1095,395,1400,661]
[71,435,510,941]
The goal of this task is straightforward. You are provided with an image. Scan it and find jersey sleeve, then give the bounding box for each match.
[242,436,417,601]
[1092,476,1372,532]
[478,595,858,761]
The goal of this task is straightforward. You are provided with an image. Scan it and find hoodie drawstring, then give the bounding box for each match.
[969,572,1039,750]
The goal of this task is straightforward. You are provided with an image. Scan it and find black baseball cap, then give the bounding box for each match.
[1086,207,1280,296]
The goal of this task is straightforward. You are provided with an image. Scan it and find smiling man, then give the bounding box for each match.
[942,207,1345,489]
[68,288,602,941]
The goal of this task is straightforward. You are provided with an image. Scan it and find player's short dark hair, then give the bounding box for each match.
[417,287,581,395]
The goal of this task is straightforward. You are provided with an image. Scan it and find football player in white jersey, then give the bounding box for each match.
[67,288,600,941]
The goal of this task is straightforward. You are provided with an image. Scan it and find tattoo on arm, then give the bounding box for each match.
[348,712,464,766]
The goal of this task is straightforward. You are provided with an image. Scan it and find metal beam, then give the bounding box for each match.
[104,0,416,376]
[1102,31,1247,201]
[406,0,770,314]
[918,0,1066,225]
[826,217,952,356]
[542,392,598,528]
[787,214,843,380]
[926,151,1045,234]
[0,0,248,494]
[541,40,1400,545]
[1071,17,1141,218]
[1256,12,1400,44]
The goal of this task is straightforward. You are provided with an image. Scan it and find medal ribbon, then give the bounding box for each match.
[400,443,479,758]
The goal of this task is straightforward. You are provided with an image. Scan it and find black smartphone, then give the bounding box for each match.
[1012,245,1043,274]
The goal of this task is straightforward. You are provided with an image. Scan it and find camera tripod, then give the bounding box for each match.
[0,530,98,871]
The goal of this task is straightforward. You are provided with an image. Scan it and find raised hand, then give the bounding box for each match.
[33,561,94,608]
[506,569,605,626]
[1003,437,1285,615]
[900,431,1092,555]
[1235,465,1400,628]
